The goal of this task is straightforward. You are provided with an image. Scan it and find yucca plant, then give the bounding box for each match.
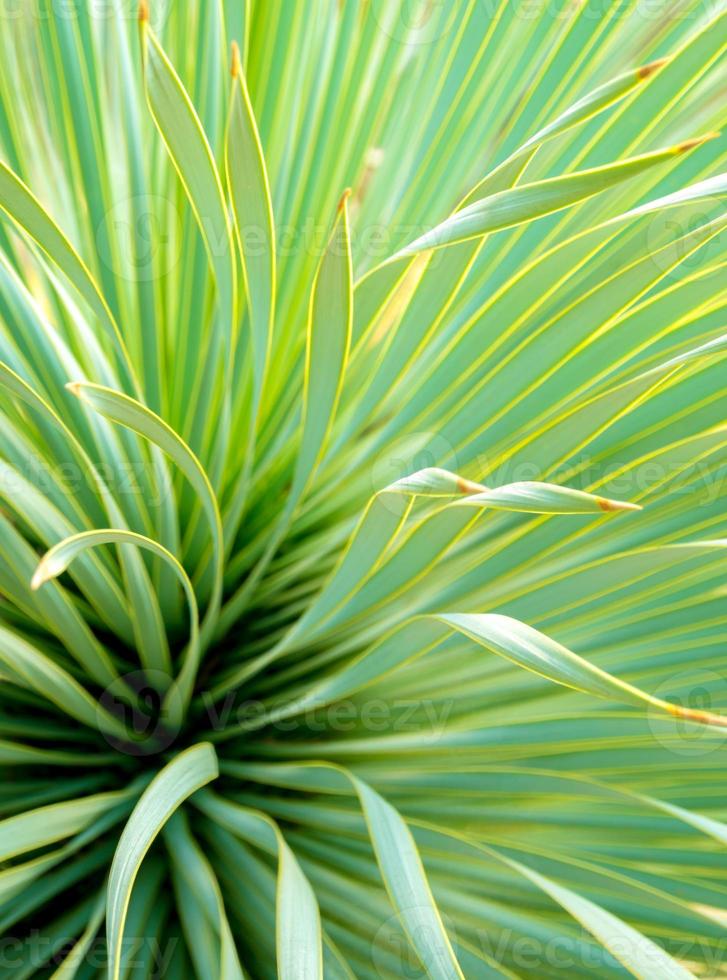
[1,0,727,976]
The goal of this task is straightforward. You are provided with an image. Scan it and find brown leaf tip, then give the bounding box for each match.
[667,701,727,730]
[638,57,668,79]
[139,0,150,23]
[597,497,641,512]
[65,381,83,398]
[457,476,487,495]
[338,188,352,213]
[677,132,720,153]
[231,41,241,78]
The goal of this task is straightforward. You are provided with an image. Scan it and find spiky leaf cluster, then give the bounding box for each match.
[0,1,727,977]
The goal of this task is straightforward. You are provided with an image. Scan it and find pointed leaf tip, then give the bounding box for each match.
[139,0,149,23]
[65,381,84,398]
[386,467,487,497]
[30,565,48,591]
[31,553,68,590]
[231,41,241,78]
[458,476,488,494]
[677,132,720,153]
[668,701,727,730]
[596,496,642,512]
[638,57,668,79]
[338,188,352,213]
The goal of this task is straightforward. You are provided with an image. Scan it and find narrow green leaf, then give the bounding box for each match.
[0,741,115,767]
[0,458,134,642]
[395,136,716,256]
[460,58,669,211]
[497,852,697,980]
[218,468,640,697]
[217,191,355,622]
[461,481,641,514]
[0,510,121,688]
[387,469,640,512]
[193,791,324,980]
[438,612,727,729]
[106,743,218,980]
[0,789,133,863]
[352,776,464,980]
[418,825,697,980]
[227,43,276,412]
[222,764,464,980]
[164,811,245,980]
[290,193,353,503]
[0,161,134,388]
[66,382,222,645]
[518,59,669,154]
[140,11,236,341]
[32,529,200,726]
[386,467,486,496]
[0,361,174,675]
[0,625,131,742]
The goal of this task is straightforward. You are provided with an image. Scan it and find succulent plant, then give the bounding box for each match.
[0,1,726,977]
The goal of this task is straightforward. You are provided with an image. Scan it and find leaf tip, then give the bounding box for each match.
[666,700,727,730]
[65,381,84,398]
[676,132,720,154]
[139,0,149,23]
[597,497,642,513]
[30,562,51,591]
[337,188,352,213]
[458,476,488,495]
[638,57,668,79]
[231,40,241,78]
